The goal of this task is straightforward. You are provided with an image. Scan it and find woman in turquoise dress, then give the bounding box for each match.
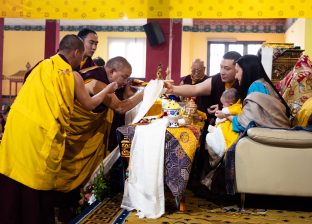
[227,54,291,131]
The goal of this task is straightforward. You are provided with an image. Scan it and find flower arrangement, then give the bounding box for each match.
[79,165,110,208]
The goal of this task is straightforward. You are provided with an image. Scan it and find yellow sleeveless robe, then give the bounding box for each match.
[0,55,74,190]
[55,83,113,192]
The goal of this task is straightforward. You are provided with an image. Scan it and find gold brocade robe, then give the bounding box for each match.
[0,54,74,190]
[54,82,113,192]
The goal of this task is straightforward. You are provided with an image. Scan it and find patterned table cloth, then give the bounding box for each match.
[117,124,201,200]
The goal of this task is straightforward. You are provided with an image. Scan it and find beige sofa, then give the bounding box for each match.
[235,127,312,207]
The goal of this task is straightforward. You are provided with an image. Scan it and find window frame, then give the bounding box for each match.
[207,40,263,76]
[107,37,146,79]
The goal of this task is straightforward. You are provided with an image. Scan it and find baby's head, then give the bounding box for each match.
[220,88,239,107]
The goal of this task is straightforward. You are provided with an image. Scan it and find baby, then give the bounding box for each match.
[215,88,241,125]
[206,88,242,158]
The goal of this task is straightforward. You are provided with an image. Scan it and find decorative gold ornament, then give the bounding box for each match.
[183,98,198,124]
[156,64,163,80]
[121,136,131,158]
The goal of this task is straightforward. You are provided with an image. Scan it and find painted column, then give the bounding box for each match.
[170,19,182,84]
[44,20,60,59]
[145,19,182,84]
[0,18,4,107]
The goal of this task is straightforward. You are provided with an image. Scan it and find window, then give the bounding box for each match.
[108,38,146,79]
[207,41,263,76]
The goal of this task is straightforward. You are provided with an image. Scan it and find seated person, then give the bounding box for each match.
[205,88,242,160]
[201,55,291,193]
[180,58,209,116]
[226,55,291,132]
[164,51,242,197]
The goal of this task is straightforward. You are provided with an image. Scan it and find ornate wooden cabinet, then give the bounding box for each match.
[271,48,304,83]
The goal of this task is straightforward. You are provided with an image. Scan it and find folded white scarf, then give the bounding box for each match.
[121,118,168,218]
[131,79,164,124]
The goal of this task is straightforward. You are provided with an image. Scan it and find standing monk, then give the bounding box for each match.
[0,34,117,224]
[78,28,98,70]
[54,56,144,222]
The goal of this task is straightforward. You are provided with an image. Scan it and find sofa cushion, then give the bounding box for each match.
[247,127,312,147]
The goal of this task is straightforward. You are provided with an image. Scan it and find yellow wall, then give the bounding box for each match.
[2,31,145,96]
[285,19,305,51]
[3,31,45,76]
[181,32,285,76]
[3,30,284,78]
[3,31,146,76]
[0,29,293,97]
[304,19,312,57]
[286,18,312,57]
[60,31,146,62]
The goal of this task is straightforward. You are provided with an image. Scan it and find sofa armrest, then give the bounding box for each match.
[235,137,312,196]
[247,127,312,148]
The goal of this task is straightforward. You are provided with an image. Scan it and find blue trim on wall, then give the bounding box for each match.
[5,24,285,33]
[4,25,145,32]
[183,25,285,33]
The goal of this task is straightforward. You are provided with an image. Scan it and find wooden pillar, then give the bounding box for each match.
[0,18,4,108]
[145,19,182,84]
[170,20,182,84]
[145,19,170,82]
[44,20,60,59]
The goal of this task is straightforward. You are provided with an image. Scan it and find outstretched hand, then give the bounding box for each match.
[164,81,174,94]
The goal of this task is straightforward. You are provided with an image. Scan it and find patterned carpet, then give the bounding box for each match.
[70,193,124,224]
[73,191,312,224]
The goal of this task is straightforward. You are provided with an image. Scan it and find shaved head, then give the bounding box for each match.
[59,34,84,53]
[106,56,132,71]
[58,34,84,69]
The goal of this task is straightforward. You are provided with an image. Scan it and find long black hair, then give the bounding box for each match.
[236,55,291,117]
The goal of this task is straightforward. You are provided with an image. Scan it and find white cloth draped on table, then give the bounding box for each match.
[121,118,168,219]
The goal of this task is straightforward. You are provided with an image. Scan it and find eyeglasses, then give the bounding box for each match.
[192,67,205,72]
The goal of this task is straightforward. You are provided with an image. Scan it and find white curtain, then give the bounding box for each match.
[108,38,146,79]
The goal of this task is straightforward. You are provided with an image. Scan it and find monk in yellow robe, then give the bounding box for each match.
[54,57,143,193]
[0,34,117,224]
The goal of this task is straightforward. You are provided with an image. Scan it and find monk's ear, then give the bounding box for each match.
[106,68,116,82]
[73,49,80,57]
[108,68,116,75]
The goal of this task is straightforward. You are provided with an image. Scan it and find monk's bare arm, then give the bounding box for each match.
[86,79,144,114]
[73,72,117,111]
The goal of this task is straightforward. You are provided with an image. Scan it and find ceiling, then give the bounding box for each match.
[4,18,194,26]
